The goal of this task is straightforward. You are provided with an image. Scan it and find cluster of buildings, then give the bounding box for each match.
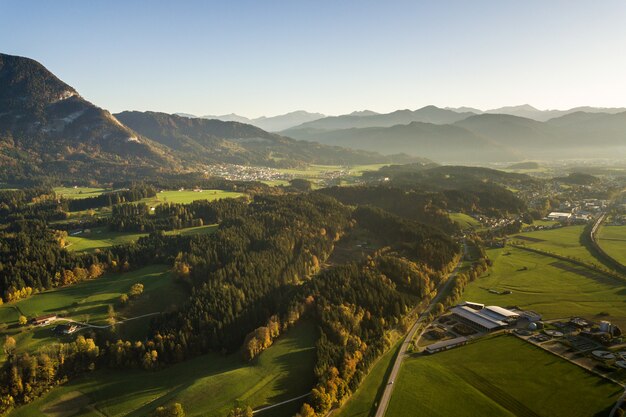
[425,301,542,354]
[546,199,609,223]
[203,164,289,182]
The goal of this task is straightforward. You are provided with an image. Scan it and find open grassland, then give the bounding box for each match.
[141,189,244,205]
[448,212,481,229]
[0,265,185,358]
[66,225,218,253]
[53,187,107,199]
[10,321,318,417]
[66,227,147,252]
[387,335,622,417]
[597,225,626,266]
[335,340,402,417]
[512,225,599,263]
[463,247,626,328]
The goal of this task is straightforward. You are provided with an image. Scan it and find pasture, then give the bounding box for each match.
[0,265,184,357]
[448,212,481,229]
[53,186,106,200]
[65,224,218,253]
[141,189,244,205]
[462,247,626,328]
[387,335,622,417]
[10,321,318,417]
[597,225,626,266]
[512,225,599,263]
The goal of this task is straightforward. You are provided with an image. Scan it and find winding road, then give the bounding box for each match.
[374,245,466,417]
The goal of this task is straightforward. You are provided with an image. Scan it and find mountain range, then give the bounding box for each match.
[282,111,626,163]
[176,110,326,132]
[0,53,413,181]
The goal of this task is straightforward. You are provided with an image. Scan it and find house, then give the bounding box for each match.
[31,314,57,326]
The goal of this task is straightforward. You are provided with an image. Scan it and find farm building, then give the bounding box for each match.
[450,304,519,332]
[547,212,572,221]
[31,314,57,326]
[426,336,468,354]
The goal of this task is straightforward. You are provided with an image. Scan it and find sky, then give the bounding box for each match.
[2,0,626,118]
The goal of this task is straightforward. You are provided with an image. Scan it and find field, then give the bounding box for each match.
[66,225,218,253]
[10,321,318,417]
[53,187,106,200]
[462,247,626,328]
[512,225,599,263]
[387,335,622,417]
[141,189,244,205]
[66,228,148,252]
[597,224,626,266]
[448,212,481,229]
[335,340,402,417]
[0,265,185,357]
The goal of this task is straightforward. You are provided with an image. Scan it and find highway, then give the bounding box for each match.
[374,247,465,417]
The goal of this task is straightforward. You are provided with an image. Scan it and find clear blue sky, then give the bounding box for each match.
[2,0,626,117]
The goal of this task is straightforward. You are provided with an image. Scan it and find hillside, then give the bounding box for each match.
[0,53,175,178]
[116,111,418,167]
[281,120,517,163]
[285,111,626,163]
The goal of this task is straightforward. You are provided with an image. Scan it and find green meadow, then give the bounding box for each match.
[66,224,218,253]
[387,335,622,417]
[141,189,244,205]
[597,224,626,266]
[10,321,318,417]
[512,225,597,262]
[53,186,106,200]
[448,212,481,229]
[0,265,185,357]
[463,247,626,328]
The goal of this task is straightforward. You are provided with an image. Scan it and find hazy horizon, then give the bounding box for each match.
[2,0,626,117]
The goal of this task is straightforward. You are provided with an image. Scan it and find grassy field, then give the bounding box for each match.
[512,225,599,263]
[53,187,107,200]
[462,247,626,328]
[335,340,402,417]
[0,265,185,357]
[141,189,244,205]
[10,321,318,417]
[597,225,626,266]
[387,335,622,417]
[66,227,148,252]
[66,225,218,253]
[448,212,481,229]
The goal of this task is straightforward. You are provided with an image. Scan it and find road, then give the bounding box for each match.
[374,246,465,417]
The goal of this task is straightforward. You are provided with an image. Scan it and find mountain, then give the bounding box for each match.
[446,104,626,122]
[0,53,175,178]
[116,111,420,167]
[282,105,476,136]
[252,110,325,131]
[281,121,516,163]
[200,111,325,131]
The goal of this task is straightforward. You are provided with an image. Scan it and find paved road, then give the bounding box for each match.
[374,246,465,417]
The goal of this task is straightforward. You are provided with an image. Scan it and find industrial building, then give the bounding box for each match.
[450,304,519,332]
